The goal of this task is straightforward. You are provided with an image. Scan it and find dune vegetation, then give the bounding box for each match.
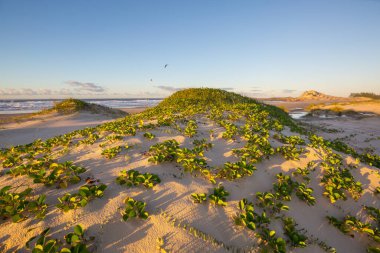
[0,88,379,252]
[41,99,127,117]
[350,93,380,100]
[0,99,127,125]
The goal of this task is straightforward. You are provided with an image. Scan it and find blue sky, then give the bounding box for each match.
[0,0,379,98]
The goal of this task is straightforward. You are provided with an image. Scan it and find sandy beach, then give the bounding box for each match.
[0,108,147,148]
[0,90,379,253]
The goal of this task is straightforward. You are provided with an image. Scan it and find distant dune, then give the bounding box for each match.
[0,99,128,125]
[0,99,130,148]
[261,90,370,102]
[42,98,128,117]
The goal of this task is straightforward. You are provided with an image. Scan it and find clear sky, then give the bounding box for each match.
[0,0,379,99]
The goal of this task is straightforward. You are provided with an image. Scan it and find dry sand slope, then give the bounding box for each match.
[0,112,115,148]
[309,101,380,116]
[0,89,379,253]
[300,116,380,155]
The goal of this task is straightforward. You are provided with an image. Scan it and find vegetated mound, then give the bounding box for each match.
[305,108,377,119]
[155,88,300,131]
[0,88,379,253]
[158,88,254,107]
[43,98,127,117]
[304,100,380,118]
[350,92,380,100]
[0,99,127,125]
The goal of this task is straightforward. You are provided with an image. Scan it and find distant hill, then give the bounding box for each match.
[43,98,127,117]
[262,90,355,102]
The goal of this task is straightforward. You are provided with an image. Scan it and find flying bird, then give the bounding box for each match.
[150,79,153,82]
[164,64,168,68]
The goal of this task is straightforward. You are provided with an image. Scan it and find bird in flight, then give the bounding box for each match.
[150,79,153,82]
[164,64,168,68]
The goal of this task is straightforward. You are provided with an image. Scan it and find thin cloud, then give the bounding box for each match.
[282,89,297,94]
[155,86,235,92]
[66,81,105,93]
[249,93,266,97]
[0,88,74,96]
[59,89,74,95]
[137,91,165,97]
[154,85,183,92]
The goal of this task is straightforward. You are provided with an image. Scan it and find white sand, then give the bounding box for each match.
[0,112,115,148]
[0,114,379,253]
[299,116,380,156]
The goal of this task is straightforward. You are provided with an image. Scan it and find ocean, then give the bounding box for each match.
[0,98,163,114]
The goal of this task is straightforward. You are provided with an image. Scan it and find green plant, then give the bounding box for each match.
[25,225,92,253]
[364,206,380,227]
[121,197,149,221]
[116,169,161,188]
[321,164,363,203]
[101,146,122,159]
[234,199,257,231]
[148,139,180,164]
[1,154,22,168]
[276,145,305,160]
[367,246,380,253]
[271,120,284,132]
[220,121,238,140]
[255,191,289,213]
[273,173,297,201]
[327,215,380,242]
[350,92,380,99]
[233,142,274,164]
[0,186,47,222]
[57,184,107,212]
[258,228,287,253]
[78,132,100,145]
[143,132,156,139]
[156,237,168,253]
[274,134,305,146]
[217,161,256,180]
[8,160,86,188]
[291,162,315,182]
[191,193,207,203]
[283,217,308,247]
[184,120,198,137]
[105,134,123,142]
[308,134,326,149]
[296,183,316,206]
[192,138,213,154]
[234,199,271,231]
[176,148,208,173]
[255,192,275,208]
[208,184,229,206]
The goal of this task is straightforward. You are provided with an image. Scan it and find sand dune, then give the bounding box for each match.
[0,89,379,253]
